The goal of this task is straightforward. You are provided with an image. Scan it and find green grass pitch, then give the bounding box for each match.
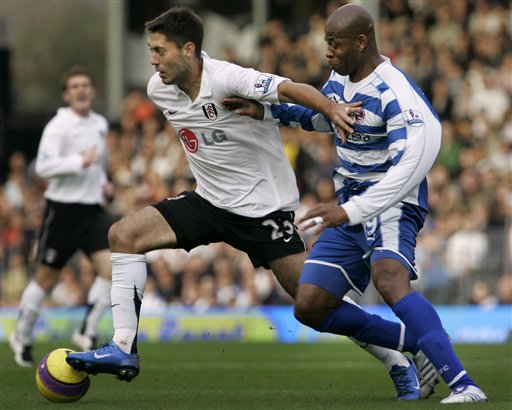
[1,341,510,409]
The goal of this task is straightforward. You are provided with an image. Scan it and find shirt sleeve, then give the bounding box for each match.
[341,95,441,225]
[267,76,335,132]
[35,123,84,179]
[269,103,333,132]
[215,63,290,104]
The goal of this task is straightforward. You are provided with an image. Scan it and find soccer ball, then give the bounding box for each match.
[35,348,90,403]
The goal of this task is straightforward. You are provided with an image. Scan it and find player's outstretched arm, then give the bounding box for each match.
[224,96,322,131]
[277,81,361,143]
[223,95,359,136]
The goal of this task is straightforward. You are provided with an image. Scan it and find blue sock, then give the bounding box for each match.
[319,300,418,353]
[392,291,476,389]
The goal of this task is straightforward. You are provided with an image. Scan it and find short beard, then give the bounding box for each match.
[171,58,192,87]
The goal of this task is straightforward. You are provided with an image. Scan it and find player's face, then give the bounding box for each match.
[63,75,95,117]
[324,30,361,77]
[147,32,191,86]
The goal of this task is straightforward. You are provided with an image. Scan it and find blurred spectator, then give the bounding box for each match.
[194,276,218,312]
[213,255,239,306]
[469,280,498,306]
[235,268,259,308]
[50,266,84,307]
[1,251,29,304]
[142,275,168,310]
[445,210,489,277]
[428,4,464,51]
[3,152,32,210]
[429,78,454,120]
[497,274,512,304]
[435,121,463,177]
[148,255,180,304]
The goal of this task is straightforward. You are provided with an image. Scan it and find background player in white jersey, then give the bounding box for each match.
[66,9,423,397]
[227,4,487,405]
[9,66,113,366]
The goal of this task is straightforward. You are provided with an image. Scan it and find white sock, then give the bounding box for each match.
[349,337,409,371]
[82,276,111,337]
[16,281,47,345]
[110,253,147,354]
[343,294,408,371]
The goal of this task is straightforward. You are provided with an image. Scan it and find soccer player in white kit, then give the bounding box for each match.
[67,7,429,399]
[9,66,113,366]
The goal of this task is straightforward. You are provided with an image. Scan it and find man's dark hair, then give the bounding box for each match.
[60,65,93,91]
[145,7,204,59]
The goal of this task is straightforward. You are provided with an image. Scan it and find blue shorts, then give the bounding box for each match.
[299,202,426,298]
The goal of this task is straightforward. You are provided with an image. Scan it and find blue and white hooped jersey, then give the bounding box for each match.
[271,57,441,225]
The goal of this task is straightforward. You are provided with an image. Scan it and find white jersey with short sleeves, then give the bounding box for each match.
[35,107,109,204]
[147,52,299,218]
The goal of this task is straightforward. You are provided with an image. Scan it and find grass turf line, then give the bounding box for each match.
[1,342,510,409]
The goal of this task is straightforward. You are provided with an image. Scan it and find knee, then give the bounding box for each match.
[294,297,312,326]
[35,266,60,292]
[294,302,323,330]
[108,220,135,253]
[293,285,337,330]
[372,265,411,305]
[372,273,392,299]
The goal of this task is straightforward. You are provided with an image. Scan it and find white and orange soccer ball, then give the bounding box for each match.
[35,348,90,403]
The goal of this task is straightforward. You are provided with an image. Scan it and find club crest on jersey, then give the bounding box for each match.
[352,109,365,124]
[202,103,218,120]
[254,74,274,95]
[403,109,424,127]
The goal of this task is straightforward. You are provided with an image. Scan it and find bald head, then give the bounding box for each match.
[326,3,375,40]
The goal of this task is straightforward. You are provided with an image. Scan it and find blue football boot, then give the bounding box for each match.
[389,355,421,400]
[66,341,140,382]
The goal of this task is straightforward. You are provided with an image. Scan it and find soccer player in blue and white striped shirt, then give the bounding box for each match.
[228,3,487,405]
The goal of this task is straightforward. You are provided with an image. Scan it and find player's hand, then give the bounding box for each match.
[82,147,98,168]
[223,97,264,120]
[102,182,114,199]
[297,203,349,234]
[327,102,363,144]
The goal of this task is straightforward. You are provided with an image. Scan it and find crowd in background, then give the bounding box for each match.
[1,0,511,310]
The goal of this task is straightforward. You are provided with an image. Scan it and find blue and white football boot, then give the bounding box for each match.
[388,355,421,400]
[440,385,488,404]
[66,341,140,382]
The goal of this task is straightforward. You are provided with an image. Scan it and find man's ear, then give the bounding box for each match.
[356,34,368,52]
[183,41,196,57]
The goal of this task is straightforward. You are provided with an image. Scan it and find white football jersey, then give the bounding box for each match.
[35,107,109,204]
[148,52,299,218]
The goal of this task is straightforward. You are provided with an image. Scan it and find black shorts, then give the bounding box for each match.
[37,200,112,269]
[153,192,305,268]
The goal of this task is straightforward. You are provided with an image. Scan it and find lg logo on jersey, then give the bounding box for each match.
[178,128,228,153]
